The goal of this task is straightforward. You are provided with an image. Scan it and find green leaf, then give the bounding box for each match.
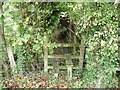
[37,16,41,19]
[24,34,31,39]
[51,16,55,19]
[28,5,35,12]
[33,44,40,50]
[9,11,15,15]
[13,24,19,31]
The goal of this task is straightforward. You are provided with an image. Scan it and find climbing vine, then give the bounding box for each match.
[1,2,119,88]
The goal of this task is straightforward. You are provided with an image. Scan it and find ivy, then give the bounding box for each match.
[1,2,119,88]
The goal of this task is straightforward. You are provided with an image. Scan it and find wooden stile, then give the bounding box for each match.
[43,34,85,77]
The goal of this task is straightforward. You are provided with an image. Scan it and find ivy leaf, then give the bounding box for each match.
[24,34,31,39]
[28,5,35,12]
[9,11,15,16]
[51,16,55,19]
[26,17,29,21]
[33,44,40,50]
[13,24,19,31]
[37,16,41,20]
[35,2,38,5]
[12,41,23,46]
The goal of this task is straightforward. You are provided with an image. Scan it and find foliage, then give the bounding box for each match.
[71,2,119,88]
[1,72,119,88]
[1,2,119,88]
[1,73,78,88]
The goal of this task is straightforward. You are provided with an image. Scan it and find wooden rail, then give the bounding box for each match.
[46,43,81,47]
[48,55,82,59]
[48,66,79,69]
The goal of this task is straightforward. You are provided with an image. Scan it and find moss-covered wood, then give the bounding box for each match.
[79,39,85,69]
[66,59,73,66]
[46,43,81,47]
[67,66,73,77]
[53,59,59,77]
[48,66,79,69]
[43,35,48,73]
[66,59,73,77]
[48,55,82,59]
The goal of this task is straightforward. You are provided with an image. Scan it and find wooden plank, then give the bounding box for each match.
[48,66,79,69]
[48,55,82,59]
[53,60,59,74]
[43,34,48,73]
[44,45,48,72]
[66,59,73,66]
[79,39,85,69]
[46,43,81,47]
[67,66,73,77]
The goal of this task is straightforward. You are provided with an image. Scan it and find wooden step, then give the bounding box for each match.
[48,55,82,59]
[48,66,79,69]
[46,43,81,47]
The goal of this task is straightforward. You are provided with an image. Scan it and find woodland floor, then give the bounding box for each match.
[0,71,119,88]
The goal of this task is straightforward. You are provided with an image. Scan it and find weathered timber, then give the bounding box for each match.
[43,35,48,73]
[66,59,73,77]
[73,36,77,55]
[46,43,81,47]
[48,55,82,59]
[53,59,59,76]
[66,59,73,66]
[79,39,85,69]
[48,66,79,69]
[67,66,73,77]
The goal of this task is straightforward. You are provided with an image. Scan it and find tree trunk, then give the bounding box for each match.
[7,47,17,73]
[0,1,4,81]
[0,1,7,80]
[0,2,9,81]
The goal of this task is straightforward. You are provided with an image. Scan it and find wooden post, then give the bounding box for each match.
[53,59,59,77]
[79,39,85,69]
[73,35,77,55]
[73,22,77,55]
[67,66,73,77]
[44,34,48,73]
[66,59,73,77]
